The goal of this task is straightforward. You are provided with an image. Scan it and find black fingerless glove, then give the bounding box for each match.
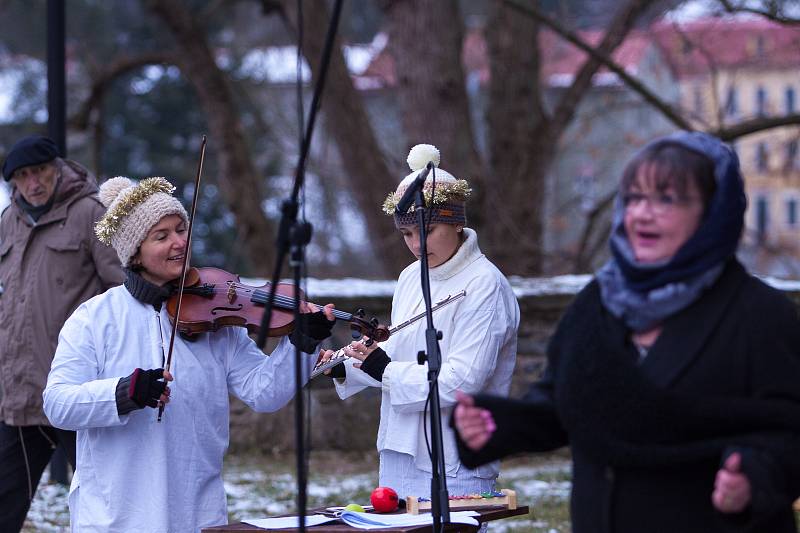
[359,347,391,382]
[290,311,335,353]
[328,362,346,379]
[115,368,167,415]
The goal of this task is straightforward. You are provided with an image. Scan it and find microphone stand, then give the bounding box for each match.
[254,1,343,531]
[398,177,451,530]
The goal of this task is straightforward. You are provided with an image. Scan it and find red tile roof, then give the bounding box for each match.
[537,28,652,81]
[355,17,800,89]
[651,17,800,77]
[358,27,653,89]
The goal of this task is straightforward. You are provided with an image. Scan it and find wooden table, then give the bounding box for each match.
[202,505,530,532]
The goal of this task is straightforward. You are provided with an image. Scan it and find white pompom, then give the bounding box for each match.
[407,144,441,171]
[99,176,134,207]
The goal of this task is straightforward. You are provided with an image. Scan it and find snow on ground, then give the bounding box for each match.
[246,272,800,298]
[23,454,572,532]
[22,469,70,532]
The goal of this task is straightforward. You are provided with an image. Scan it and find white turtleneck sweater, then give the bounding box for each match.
[335,228,520,478]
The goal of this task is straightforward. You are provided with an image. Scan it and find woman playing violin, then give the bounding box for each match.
[43,176,335,533]
[319,144,520,502]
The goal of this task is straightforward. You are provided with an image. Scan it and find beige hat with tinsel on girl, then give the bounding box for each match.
[95,176,188,267]
[382,143,471,226]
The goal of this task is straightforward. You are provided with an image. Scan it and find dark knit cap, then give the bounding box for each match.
[394,202,467,227]
[2,135,60,181]
[382,144,471,227]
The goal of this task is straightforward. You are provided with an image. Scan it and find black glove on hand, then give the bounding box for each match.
[328,362,347,379]
[359,347,391,382]
[115,368,168,415]
[290,311,335,353]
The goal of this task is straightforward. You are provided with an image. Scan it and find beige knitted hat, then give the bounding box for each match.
[95,176,188,267]
[381,144,471,226]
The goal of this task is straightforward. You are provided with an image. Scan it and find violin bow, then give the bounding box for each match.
[157,134,207,422]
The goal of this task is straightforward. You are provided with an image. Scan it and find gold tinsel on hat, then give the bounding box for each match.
[95,177,176,244]
[382,180,471,216]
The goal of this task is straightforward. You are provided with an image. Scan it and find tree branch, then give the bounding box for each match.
[503,0,690,132]
[502,0,690,137]
[70,52,175,130]
[715,113,800,141]
[145,0,279,274]
[573,189,616,272]
[717,0,800,25]
[666,21,725,129]
[277,0,407,275]
[199,0,231,21]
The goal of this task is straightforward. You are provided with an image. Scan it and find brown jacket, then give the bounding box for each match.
[0,160,123,426]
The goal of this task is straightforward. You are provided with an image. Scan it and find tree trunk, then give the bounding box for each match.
[145,0,277,276]
[385,0,486,229]
[483,0,655,275]
[279,0,411,277]
[484,0,550,274]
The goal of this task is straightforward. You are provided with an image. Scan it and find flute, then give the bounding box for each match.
[310,290,467,379]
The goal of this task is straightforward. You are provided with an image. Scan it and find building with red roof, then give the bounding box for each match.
[652,17,800,274]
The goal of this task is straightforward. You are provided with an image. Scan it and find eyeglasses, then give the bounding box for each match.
[622,192,699,216]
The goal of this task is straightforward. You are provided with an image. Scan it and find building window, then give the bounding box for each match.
[756,35,766,57]
[787,198,798,228]
[724,86,738,117]
[756,86,767,116]
[756,196,769,241]
[756,142,769,173]
[787,139,799,171]
[787,87,796,114]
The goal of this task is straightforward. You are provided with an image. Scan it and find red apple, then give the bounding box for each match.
[370,486,399,513]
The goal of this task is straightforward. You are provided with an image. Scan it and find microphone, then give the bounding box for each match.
[395,162,434,215]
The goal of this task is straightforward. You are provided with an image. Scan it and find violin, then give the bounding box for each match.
[166,266,390,342]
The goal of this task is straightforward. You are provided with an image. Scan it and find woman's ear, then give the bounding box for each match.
[456,226,463,233]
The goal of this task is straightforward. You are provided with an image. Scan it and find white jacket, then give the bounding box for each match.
[335,229,519,477]
[43,285,314,533]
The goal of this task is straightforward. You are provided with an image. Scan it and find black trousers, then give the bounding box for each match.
[0,421,76,532]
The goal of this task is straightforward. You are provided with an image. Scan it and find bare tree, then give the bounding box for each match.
[68,53,175,174]
[61,0,800,277]
[500,0,800,272]
[384,0,487,228]
[483,0,549,272]
[272,0,410,276]
[142,0,278,276]
[717,0,800,24]
[512,0,800,142]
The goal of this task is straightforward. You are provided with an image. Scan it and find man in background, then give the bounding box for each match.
[0,135,123,531]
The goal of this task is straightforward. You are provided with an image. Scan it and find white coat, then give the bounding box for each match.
[43,285,314,533]
[335,229,519,479]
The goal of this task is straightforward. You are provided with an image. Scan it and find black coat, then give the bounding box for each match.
[456,260,800,533]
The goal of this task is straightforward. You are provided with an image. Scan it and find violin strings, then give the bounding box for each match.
[184,284,351,320]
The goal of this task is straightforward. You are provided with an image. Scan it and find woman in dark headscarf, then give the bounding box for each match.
[452,132,800,533]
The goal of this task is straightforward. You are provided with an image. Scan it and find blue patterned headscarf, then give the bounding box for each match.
[596,131,747,332]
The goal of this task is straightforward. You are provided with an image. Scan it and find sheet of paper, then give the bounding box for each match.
[339,510,479,530]
[242,514,338,529]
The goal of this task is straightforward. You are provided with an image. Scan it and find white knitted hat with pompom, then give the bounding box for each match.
[382,144,471,225]
[94,176,188,267]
